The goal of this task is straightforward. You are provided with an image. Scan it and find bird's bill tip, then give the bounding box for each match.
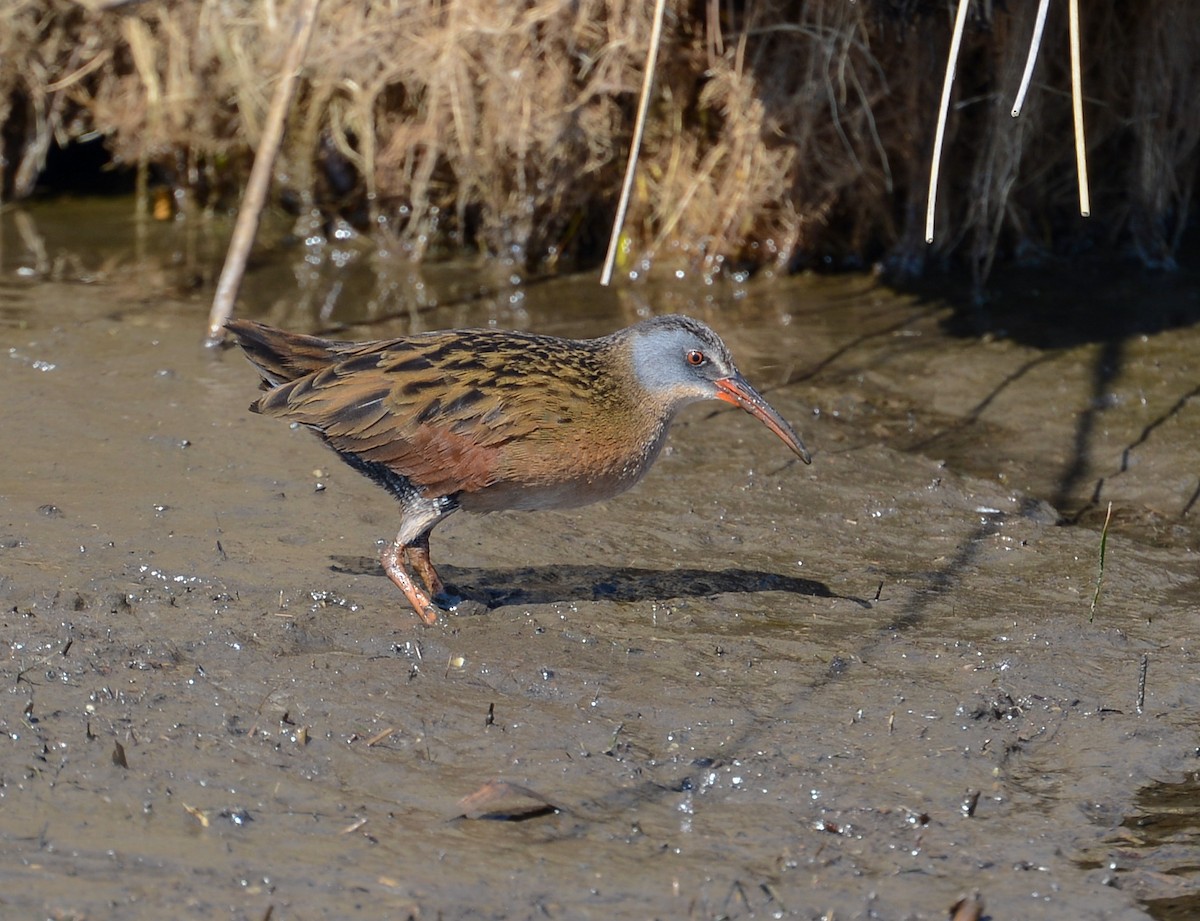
[715,376,812,464]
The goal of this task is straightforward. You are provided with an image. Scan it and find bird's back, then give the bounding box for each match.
[225,320,668,507]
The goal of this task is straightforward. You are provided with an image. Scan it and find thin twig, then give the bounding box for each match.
[1136,653,1148,714]
[600,0,668,286]
[925,0,972,244]
[1011,0,1051,116]
[1068,0,1091,216]
[1089,501,1113,620]
[205,0,323,344]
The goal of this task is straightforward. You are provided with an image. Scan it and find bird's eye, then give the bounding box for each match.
[686,349,706,366]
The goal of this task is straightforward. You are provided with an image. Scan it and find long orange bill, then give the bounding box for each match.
[715,375,811,464]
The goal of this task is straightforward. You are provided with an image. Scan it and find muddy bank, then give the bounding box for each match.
[2,212,1200,918]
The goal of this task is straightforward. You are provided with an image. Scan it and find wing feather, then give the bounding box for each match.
[247,330,598,497]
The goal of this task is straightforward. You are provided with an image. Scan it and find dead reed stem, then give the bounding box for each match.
[600,0,667,285]
[207,0,322,344]
[1011,0,1050,117]
[1068,0,1091,216]
[925,0,972,245]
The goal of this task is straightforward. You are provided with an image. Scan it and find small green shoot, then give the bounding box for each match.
[1089,501,1114,621]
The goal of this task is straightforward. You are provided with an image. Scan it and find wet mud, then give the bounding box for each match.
[2,203,1200,919]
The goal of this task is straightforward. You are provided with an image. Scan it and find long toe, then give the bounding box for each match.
[381,541,440,624]
[414,600,440,626]
[405,544,446,597]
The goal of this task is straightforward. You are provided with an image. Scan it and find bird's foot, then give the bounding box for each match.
[404,543,446,598]
[381,540,440,625]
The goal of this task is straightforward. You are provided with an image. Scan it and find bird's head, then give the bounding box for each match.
[624,315,811,464]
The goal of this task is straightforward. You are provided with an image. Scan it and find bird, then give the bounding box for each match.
[226,314,810,624]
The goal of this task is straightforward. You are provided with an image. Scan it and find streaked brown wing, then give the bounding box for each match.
[252,331,573,497]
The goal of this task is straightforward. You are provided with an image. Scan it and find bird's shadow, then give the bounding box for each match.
[329,556,871,610]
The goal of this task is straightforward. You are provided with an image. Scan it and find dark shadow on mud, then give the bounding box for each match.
[886,246,1200,528]
[329,556,870,609]
[934,245,1200,350]
[478,511,1009,840]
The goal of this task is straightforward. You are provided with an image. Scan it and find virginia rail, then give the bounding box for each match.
[227,315,810,624]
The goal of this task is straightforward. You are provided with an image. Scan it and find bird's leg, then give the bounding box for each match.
[381,536,440,625]
[404,533,445,598]
[381,496,458,625]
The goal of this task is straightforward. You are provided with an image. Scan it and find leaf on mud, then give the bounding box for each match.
[949,890,984,921]
[454,780,561,822]
[112,740,128,769]
[183,803,210,828]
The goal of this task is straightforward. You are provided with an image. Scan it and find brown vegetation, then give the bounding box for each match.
[2,0,1198,282]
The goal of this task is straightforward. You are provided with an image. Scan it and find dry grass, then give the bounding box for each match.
[1,0,1197,282]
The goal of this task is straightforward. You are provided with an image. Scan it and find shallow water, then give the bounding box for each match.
[2,200,1199,919]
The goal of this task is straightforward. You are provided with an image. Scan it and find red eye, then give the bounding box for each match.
[686,349,705,366]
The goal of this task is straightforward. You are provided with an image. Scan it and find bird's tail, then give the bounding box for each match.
[225,319,344,386]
